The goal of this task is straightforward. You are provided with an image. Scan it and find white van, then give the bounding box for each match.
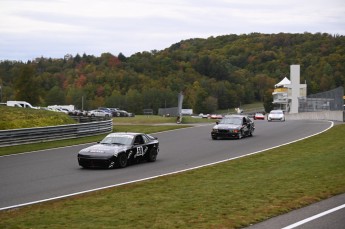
[6,101,37,109]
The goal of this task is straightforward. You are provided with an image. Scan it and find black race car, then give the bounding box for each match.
[211,115,255,140]
[77,132,159,169]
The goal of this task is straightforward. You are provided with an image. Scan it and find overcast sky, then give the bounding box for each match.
[1,0,344,61]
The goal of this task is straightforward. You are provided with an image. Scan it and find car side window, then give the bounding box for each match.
[134,135,144,145]
[142,135,149,143]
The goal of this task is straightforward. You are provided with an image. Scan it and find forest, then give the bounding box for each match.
[0,32,344,114]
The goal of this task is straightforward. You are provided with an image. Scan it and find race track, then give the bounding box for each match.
[0,120,332,210]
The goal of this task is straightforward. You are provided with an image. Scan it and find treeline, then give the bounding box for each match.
[0,32,344,114]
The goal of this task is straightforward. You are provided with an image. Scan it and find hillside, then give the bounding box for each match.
[0,33,344,114]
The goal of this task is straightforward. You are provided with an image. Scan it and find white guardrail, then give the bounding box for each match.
[0,119,113,147]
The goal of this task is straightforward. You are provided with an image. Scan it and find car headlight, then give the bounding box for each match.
[212,128,218,133]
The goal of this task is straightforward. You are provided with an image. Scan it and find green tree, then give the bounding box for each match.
[45,86,65,105]
[263,89,274,113]
[14,65,40,105]
[202,96,218,114]
[126,89,143,114]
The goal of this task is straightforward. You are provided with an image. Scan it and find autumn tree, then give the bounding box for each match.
[14,65,40,105]
[1,33,344,112]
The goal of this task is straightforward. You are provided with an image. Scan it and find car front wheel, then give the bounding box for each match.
[249,129,253,137]
[147,148,158,162]
[117,153,128,168]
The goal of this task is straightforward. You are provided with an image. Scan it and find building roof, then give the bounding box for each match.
[275,77,291,87]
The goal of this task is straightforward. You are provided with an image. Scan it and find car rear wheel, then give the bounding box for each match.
[147,148,158,162]
[117,153,128,168]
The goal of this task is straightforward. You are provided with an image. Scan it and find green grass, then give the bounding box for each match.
[114,115,178,124]
[0,125,190,156]
[0,106,76,130]
[0,108,194,156]
[1,106,343,228]
[217,102,265,114]
[0,124,344,228]
[114,115,215,124]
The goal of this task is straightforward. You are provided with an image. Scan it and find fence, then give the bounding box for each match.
[158,107,179,116]
[299,86,344,112]
[143,109,154,115]
[0,119,113,147]
[286,110,344,122]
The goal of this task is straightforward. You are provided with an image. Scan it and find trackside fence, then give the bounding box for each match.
[0,120,113,147]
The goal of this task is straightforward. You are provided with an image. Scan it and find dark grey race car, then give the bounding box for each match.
[77,132,159,169]
[211,115,255,140]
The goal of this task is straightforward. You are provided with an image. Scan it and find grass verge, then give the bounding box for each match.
[0,106,76,130]
[0,125,190,156]
[114,115,216,124]
[0,124,344,228]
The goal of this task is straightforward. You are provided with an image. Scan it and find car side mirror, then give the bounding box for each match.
[216,121,219,125]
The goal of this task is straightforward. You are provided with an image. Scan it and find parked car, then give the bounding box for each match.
[211,115,255,140]
[112,109,134,117]
[87,109,112,118]
[77,132,159,169]
[6,101,37,109]
[48,107,69,114]
[267,110,285,122]
[98,107,113,114]
[209,114,223,119]
[253,113,265,120]
[198,113,209,118]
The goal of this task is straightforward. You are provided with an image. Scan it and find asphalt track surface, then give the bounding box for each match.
[245,193,345,229]
[0,120,334,214]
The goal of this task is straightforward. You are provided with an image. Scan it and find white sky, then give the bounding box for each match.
[0,0,344,61]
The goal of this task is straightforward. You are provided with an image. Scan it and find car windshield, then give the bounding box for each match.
[100,135,134,145]
[219,117,242,125]
[271,111,283,114]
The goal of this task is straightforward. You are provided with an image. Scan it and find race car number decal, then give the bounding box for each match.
[136,146,144,157]
[135,146,148,158]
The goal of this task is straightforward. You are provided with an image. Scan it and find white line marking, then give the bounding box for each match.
[282,204,345,229]
[0,121,334,211]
